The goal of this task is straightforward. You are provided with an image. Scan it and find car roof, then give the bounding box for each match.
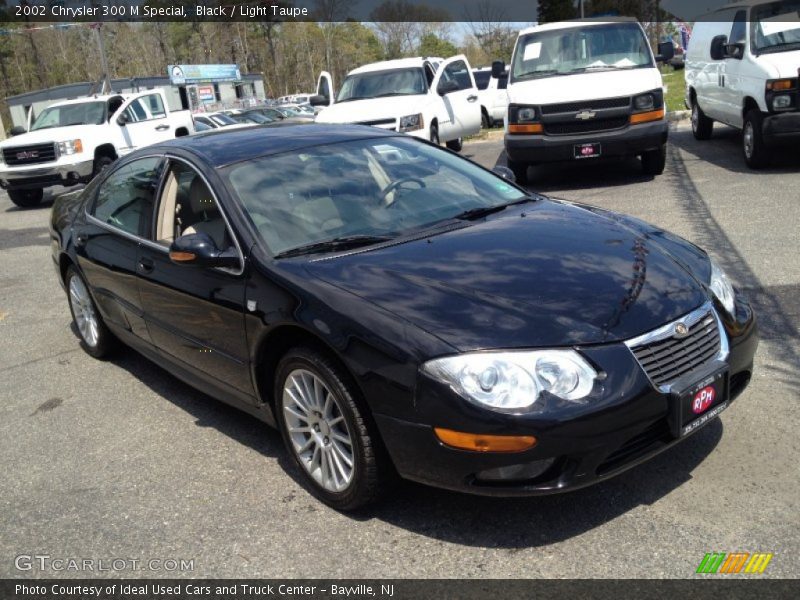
[148,123,401,168]
[518,17,639,36]
[348,57,438,75]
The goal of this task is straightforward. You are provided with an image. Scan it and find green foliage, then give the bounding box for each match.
[418,33,457,58]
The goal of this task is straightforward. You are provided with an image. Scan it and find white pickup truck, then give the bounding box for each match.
[0,90,194,207]
[312,55,482,151]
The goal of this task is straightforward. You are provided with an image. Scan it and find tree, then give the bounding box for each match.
[537,0,576,24]
[418,33,457,58]
[369,1,451,59]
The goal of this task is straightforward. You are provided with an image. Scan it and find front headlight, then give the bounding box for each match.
[422,350,598,413]
[56,139,83,156]
[772,94,792,110]
[398,113,423,133]
[633,93,655,111]
[709,258,735,315]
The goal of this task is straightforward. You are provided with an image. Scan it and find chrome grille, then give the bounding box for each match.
[626,303,724,388]
[356,118,396,128]
[540,96,631,115]
[544,117,628,136]
[3,143,57,166]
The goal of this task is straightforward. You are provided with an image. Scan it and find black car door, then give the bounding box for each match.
[136,157,253,395]
[74,156,165,342]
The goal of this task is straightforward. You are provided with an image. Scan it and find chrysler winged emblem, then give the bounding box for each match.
[674,322,689,337]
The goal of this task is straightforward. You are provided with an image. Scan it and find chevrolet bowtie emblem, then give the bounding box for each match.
[575,110,597,120]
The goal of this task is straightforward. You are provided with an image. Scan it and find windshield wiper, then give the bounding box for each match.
[452,196,538,221]
[759,41,800,54]
[372,92,416,98]
[274,234,395,259]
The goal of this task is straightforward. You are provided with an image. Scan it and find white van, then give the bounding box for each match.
[312,56,481,151]
[496,18,674,182]
[472,67,510,127]
[685,0,800,168]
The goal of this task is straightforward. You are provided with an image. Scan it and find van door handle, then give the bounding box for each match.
[467,95,478,102]
[137,257,154,273]
[155,124,170,131]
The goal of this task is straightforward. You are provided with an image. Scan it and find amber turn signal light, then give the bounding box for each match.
[630,107,665,124]
[767,79,794,91]
[434,427,537,453]
[169,251,196,262]
[508,123,543,134]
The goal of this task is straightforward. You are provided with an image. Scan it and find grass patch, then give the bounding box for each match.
[661,66,687,113]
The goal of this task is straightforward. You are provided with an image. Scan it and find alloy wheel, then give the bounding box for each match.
[69,275,99,347]
[743,121,754,159]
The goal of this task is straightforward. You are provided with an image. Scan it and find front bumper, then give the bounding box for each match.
[763,112,800,146]
[505,120,668,165]
[0,158,94,190]
[375,297,758,496]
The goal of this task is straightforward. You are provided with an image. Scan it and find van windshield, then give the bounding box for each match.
[337,68,427,102]
[752,1,800,53]
[511,23,653,82]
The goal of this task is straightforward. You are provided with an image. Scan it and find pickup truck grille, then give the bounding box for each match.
[627,308,722,388]
[356,118,396,129]
[544,117,629,136]
[3,143,57,166]
[540,96,631,115]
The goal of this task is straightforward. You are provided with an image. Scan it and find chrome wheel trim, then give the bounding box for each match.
[282,368,355,493]
[743,121,754,159]
[69,275,99,347]
[691,103,699,131]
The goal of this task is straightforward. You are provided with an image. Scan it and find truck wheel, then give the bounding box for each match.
[506,157,528,184]
[481,110,491,129]
[641,144,667,176]
[92,155,115,179]
[743,110,770,169]
[429,123,440,146]
[691,99,713,140]
[446,137,463,152]
[8,188,44,208]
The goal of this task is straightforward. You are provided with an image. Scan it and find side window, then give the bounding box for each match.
[123,94,165,122]
[442,60,472,91]
[473,70,491,90]
[155,161,233,252]
[146,93,166,118]
[729,10,747,44]
[318,76,331,101]
[92,157,164,237]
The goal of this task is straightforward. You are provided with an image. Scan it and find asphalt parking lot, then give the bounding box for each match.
[1,121,798,579]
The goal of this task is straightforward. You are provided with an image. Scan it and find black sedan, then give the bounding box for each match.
[49,124,758,510]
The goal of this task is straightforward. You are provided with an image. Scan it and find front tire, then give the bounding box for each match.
[691,99,713,140]
[275,347,388,511]
[92,154,115,180]
[743,109,770,169]
[641,143,667,175]
[8,188,43,208]
[481,110,491,129]
[66,266,116,359]
[446,137,463,152]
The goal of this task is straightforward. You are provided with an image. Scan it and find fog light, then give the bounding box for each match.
[476,457,556,482]
[434,427,536,452]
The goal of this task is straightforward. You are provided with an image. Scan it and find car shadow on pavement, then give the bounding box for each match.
[361,420,723,548]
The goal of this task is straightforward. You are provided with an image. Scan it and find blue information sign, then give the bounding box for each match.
[168,64,241,85]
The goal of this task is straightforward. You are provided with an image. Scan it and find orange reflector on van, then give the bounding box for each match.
[434,428,537,453]
[630,108,665,124]
[169,251,196,262]
[508,123,543,134]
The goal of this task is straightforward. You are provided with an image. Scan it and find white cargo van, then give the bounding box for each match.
[312,56,481,151]
[685,0,800,168]
[472,67,510,127]
[495,18,674,183]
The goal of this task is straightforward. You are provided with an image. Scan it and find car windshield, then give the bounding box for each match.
[30,101,106,130]
[226,136,527,256]
[209,113,238,126]
[337,68,427,102]
[752,0,800,52]
[511,23,652,82]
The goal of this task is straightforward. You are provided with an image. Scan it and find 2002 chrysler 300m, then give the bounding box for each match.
[50,124,758,510]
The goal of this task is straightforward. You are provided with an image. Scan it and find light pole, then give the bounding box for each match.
[92,23,111,94]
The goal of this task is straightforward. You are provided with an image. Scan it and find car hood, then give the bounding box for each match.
[304,200,709,351]
[507,68,663,105]
[0,124,93,148]
[755,49,800,78]
[316,95,428,125]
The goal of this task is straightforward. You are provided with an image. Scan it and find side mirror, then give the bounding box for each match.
[437,79,460,96]
[309,94,328,106]
[9,125,27,136]
[656,41,675,63]
[168,232,239,268]
[116,112,130,126]
[491,60,506,79]
[710,35,728,61]
[724,42,744,60]
[492,165,516,183]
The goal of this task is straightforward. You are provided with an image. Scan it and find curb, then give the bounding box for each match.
[667,110,690,122]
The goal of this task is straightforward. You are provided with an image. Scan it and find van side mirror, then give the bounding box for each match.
[437,79,460,96]
[656,41,675,63]
[116,112,130,126]
[9,125,27,136]
[724,42,744,60]
[168,232,239,268]
[492,165,516,182]
[491,60,506,79]
[310,94,328,106]
[710,35,728,61]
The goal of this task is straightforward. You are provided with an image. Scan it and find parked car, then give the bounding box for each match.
[472,66,510,127]
[312,55,482,151]
[685,0,800,168]
[0,90,194,208]
[193,112,253,130]
[50,124,757,510]
[495,18,675,183]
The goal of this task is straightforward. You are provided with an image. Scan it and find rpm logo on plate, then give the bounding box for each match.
[692,386,716,414]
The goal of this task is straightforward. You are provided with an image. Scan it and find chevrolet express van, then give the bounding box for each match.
[494,19,674,183]
[685,0,800,168]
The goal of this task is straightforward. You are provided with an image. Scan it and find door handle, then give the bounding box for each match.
[155,124,170,131]
[138,257,154,273]
[75,232,88,247]
[467,95,478,102]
